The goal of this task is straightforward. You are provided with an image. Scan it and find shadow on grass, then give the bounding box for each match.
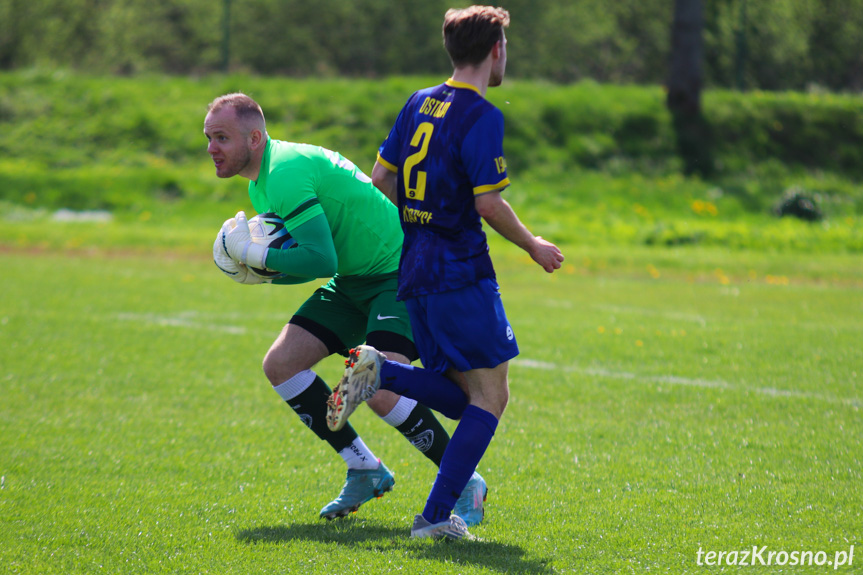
[236,519,553,574]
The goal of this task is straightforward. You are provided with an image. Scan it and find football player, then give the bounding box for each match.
[204,93,485,523]
[329,5,564,540]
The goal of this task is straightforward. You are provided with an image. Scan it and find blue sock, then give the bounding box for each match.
[379,361,468,420]
[422,405,498,524]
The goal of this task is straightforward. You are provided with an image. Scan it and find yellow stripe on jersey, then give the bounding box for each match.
[445,78,482,95]
[474,178,511,195]
[376,153,398,173]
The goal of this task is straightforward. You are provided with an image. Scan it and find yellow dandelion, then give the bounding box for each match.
[692,199,718,216]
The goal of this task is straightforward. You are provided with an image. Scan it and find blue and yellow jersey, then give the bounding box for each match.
[377,79,510,299]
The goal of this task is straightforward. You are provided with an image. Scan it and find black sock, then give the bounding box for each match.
[396,403,451,467]
[286,375,357,453]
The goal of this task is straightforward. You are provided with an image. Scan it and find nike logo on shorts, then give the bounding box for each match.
[376,314,399,320]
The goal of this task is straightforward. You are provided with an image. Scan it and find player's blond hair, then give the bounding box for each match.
[443,6,510,68]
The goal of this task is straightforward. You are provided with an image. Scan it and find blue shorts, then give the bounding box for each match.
[405,278,519,374]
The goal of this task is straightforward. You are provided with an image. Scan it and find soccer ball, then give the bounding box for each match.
[247,212,297,280]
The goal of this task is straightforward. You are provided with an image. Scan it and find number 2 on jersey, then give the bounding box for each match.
[404,122,434,200]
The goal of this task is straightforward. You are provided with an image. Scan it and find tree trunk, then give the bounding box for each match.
[667,0,713,177]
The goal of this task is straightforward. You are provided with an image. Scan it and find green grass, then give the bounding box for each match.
[2,69,860,572]
[1,226,860,574]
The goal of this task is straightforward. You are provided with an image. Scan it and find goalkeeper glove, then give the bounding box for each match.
[213,218,265,285]
[223,211,268,270]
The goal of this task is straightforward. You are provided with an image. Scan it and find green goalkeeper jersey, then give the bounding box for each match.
[248,138,403,278]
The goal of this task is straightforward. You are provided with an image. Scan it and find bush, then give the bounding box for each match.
[706,90,863,177]
[0,71,860,254]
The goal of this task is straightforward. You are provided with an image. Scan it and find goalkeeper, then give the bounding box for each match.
[203,92,486,524]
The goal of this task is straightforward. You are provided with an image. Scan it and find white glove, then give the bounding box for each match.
[233,262,267,285]
[223,211,268,269]
[213,219,265,285]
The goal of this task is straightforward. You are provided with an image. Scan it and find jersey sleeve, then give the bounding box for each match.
[268,163,326,229]
[461,107,510,195]
[264,212,338,278]
[376,151,398,174]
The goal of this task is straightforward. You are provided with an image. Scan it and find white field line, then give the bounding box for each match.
[590,303,708,326]
[116,312,248,335]
[114,312,860,408]
[589,303,863,333]
[511,358,861,407]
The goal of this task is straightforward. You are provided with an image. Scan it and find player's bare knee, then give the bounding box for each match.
[261,353,278,385]
[488,384,509,419]
[364,392,387,416]
[497,395,509,418]
[262,349,293,386]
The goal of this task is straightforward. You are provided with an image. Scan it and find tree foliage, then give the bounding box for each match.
[1,0,862,90]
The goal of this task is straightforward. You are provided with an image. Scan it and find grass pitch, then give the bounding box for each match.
[0,235,860,574]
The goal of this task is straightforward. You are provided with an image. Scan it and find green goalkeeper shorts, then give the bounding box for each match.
[290,272,416,359]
